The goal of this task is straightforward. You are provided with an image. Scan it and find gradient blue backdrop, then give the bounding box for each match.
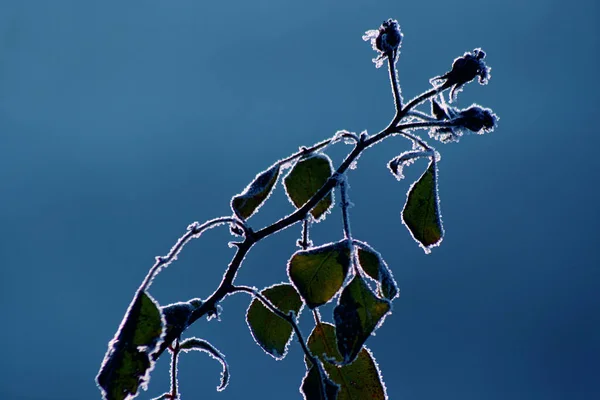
[1,1,598,399]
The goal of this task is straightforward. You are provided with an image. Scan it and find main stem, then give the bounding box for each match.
[153,59,443,359]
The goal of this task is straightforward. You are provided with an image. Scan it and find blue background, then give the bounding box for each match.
[1,0,598,399]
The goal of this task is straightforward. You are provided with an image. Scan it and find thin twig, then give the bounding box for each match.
[388,56,403,123]
[141,217,247,291]
[169,338,180,400]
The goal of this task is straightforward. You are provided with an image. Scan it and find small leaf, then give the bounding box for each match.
[288,240,351,309]
[231,162,281,219]
[179,337,230,392]
[333,276,391,364]
[306,323,386,400]
[246,283,304,359]
[160,298,204,341]
[284,154,334,221]
[97,291,164,400]
[300,364,340,400]
[402,160,444,253]
[355,241,399,301]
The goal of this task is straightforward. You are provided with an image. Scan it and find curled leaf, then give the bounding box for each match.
[179,337,230,392]
[231,162,281,219]
[354,241,399,301]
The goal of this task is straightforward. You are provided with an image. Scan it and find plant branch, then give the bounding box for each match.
[141,217,246,291]
[389,56,403,122]
[407,109,438,122]
[154,85,445,359]
[169,338,180,400]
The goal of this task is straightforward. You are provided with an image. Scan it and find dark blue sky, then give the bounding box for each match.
[1,1,599,399]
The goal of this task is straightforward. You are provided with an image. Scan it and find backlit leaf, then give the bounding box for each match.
[246,283,304,359]
[300,364,340,400]
[284,154,334,221]
[96,291,164,400]
[402,160,444,253]
[306,323,386,400]
[288,240,351,309]
[231,162,280,219]
[333,276,391,363]
[354,241,399,301]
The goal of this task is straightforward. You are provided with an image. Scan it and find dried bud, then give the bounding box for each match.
[455,105,498,134]
[431,48,491,101]
[363,19,403,68]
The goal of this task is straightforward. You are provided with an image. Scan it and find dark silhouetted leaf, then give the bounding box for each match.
[179,337,229,392]
[301,364,340,400]
[306,323,386,400]
[160,298,204,342]
[284,154,334,221]
[333,276,391,363]
[246,283,304,359]
[231,162,281,219]
[402,160,444,253]
[97,291,164,400]
[288,240,351,309]
[355,241,399,301]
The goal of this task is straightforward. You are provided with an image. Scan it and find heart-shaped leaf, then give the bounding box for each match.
[288,240,351,309]
[246,283,304,359]
[284,154,334,221]
[333,275,391,363]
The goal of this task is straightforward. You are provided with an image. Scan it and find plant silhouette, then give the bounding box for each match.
[96,18,498,400]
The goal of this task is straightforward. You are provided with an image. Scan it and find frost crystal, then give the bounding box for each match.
[388,150,432,180]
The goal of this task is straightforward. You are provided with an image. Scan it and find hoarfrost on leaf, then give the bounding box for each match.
[388,150,433,181]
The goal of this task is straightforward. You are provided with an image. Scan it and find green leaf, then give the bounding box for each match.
[288,240,351,309]
[306,323,387,400]
[402,160,444,253]
[179,337,230,392]
[284,153,334,221]
[96,291,164,400]
[231,162,281,219]
[333,275,391,364]
[354,241,399,301]
[301,364,340,400]
[246,283,304,359]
